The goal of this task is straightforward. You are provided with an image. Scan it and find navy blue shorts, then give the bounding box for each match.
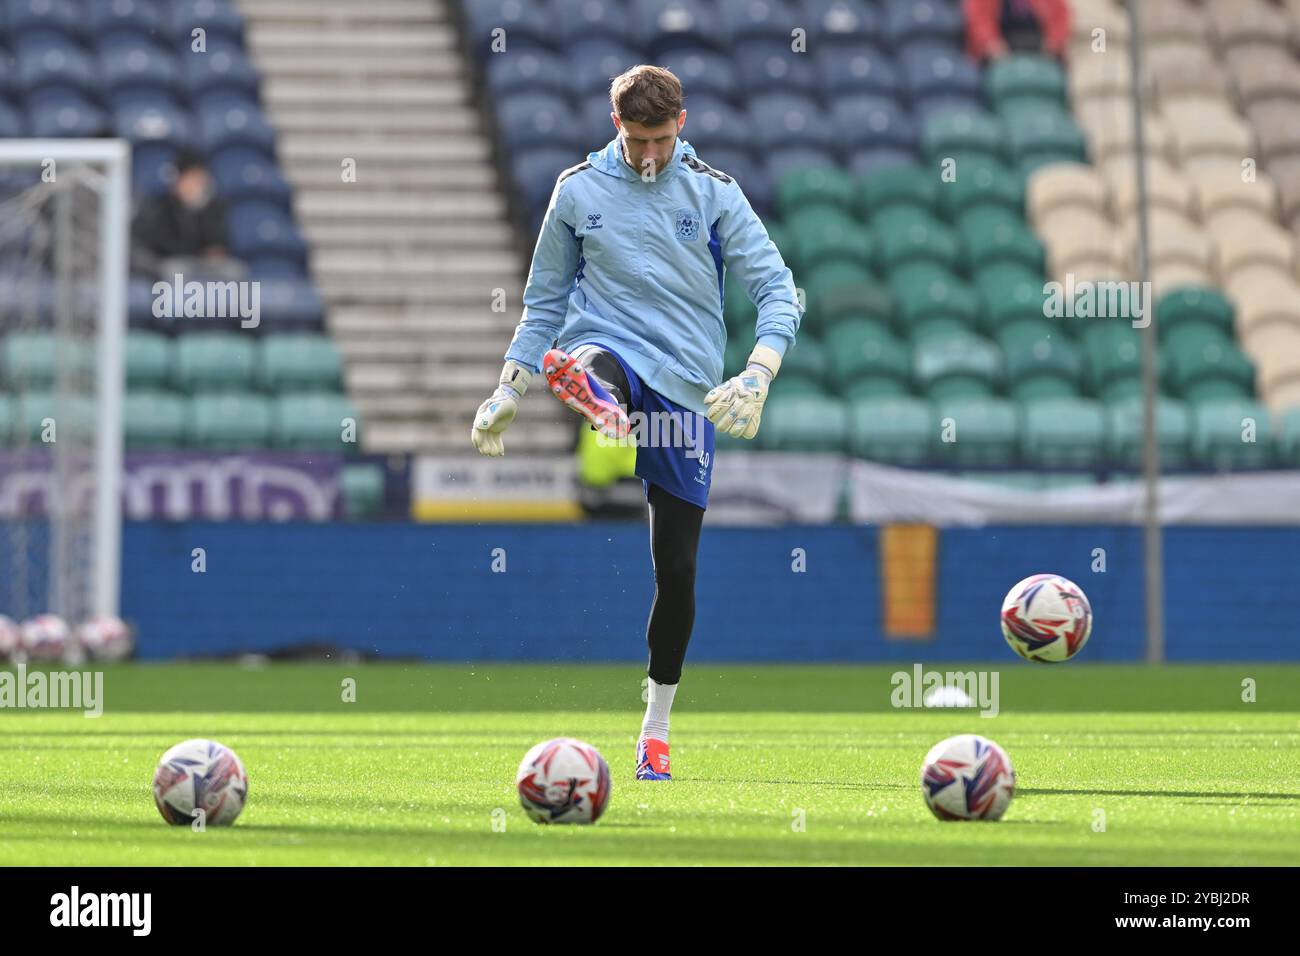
[571,341,715,510]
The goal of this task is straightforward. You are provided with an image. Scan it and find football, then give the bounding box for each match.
[1000,573,1093,663]
[20,614,70,662]
[77,615,135,662]
[516,737,611,825]
[0,615,20,661]
[921,734,1016,821]
[152,739,249,827]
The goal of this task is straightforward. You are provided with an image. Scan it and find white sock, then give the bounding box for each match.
[641,679,677,743]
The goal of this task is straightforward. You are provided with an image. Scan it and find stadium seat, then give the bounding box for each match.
[774,167,857,220]
[210,146,292,208]
[1155,286,1235,339]
[856,162,939,219]
[912,328,1002,400]
[126,332,174,389]
[972,262,1051,334]
[847,394,934,464]
[939,158,1025,220]
[463,0,554,56]
[781,207,872,274]
[180,42,260,100]
[187,393,272,449]
[801,260,876,333]
[889,261,979,334]
[227,202,308,270]
[874,212,961,273]
[833,94,917,157]
[1021,397,1107,468]
[197,98,278,155]
[98,38,182,99]
[2,333,93,389]
[921,110,1006,167]
[824,321,912,398]
[747,93,835,153]
[899,42,982,107]
[1083,323,1146,395]
[341,462,386,518]
[16,40,99,101]
[168,0,247,48]
[554,0,635,47]
[881,0,963,47]
[931,395,1019,466]
[271,392,360,450]
[485,48,575,100]
[816,45,900,100]
[85,0,168,43]
[124,390,188,449]
[1105,396,1193,470]
[258,335,343,393]
[632,1,727,56]
[761,393,849,452]
[1000,323,1084,400]
[957,207,1045,274]
[734,37,819,97]
[1164,328,1256,402]
[659,48,740,103]
[1190,398,1275,468]
[173,333,256,392]
[985,54,1067,116]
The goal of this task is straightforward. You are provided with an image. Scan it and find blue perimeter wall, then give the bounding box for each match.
[120,522,1298,661]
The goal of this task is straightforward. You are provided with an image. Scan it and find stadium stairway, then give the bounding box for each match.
[236,0,571,454]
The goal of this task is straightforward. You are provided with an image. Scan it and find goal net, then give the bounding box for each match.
[0,140,129,625]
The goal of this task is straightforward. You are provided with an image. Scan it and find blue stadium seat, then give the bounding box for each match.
[802,0,882,52]
[485,47,574,100]
[882,0,964,47]
[733,37,819,96]
[127,276,162,328]
[463,0,554,56]
[167,0,246,49]
[497,92,584,152]
[848,148,918,178]
[718,0,800,44]
[900,41,982,105]
[227,201,308,269]
[27,88,107,137]
[512,148,582,218]
[555,0,634,47]
[114,100,198,150]
[661,48,740,104]
[0,51,18,103]
[681,94,756,152]
[4,0,87,45]
[833,94,917,153]
[698,146,772,213]
[15,39,99,100]
[98,37,183,99]
[181,42,259,100]
[817,45,900,100]
[210,146,291,208]
[914,94,986,129]
[633,1,727,56]
[132,142,178,196]
[747,92,835,152]
[568,40,642,98]
[0,99,25,137]
[197,97,277,153]
[580,92,619,149]
[86,0,169,44]
[252,277,325,331]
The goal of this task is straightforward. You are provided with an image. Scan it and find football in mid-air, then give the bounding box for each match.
[921,734,1016,821]
[516,737,611,825]
[1000,573,1093,663]
[152,739,249,826]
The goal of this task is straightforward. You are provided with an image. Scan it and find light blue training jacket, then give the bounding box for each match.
[504,135,803,416]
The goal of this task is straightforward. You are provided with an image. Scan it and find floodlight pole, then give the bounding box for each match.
[1126,4,1165,662]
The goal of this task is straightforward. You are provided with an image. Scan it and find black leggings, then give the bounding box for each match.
[582,346,705,686]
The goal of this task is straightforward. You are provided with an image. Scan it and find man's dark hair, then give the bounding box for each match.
[610,65,683,126]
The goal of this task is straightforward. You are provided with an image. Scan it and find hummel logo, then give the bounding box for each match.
[586,212,603,229]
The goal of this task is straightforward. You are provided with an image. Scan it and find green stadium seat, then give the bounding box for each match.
[1104,396,1193,469]
[1000,322,1084,400]
[913,328,1002,400]
[1276,406,1300,466]
[985,54,1067,114]
[760,393,849,452]
[723,337,751,378]
[124,391,188,448]
[932,395,1019,466]
[956,207,1045,274]
[973,262,1050,334]
[0,395,12,444]
[1165,329,1255,402]
[1154,286,1235,338]
[1017,153,1086,179]
[272,392,360,450]
[847,395,934,464]
[17,392,95,442]
[1021,397,1107,467]
[856,162,940,220]
[341,462,386,518]
[801,261,877,334]
[187,393,273,448]
[784,207,874,274]
[890,262,980,333]
[921,111,1006,166]
[938,159,1025,220]
[801,277,893,335]
[1082,323,1143,393]
[824,322,912,397]
[775,335,830,393]
[1190,398,1274,468]
[258,334,344,393]
[125,332,173,389]
[874,214,962,273]
[775,167,857,220]
[724,277,757,336]
[173,333,256,393]
[1004,110,1087,166]
[2,334,93,389]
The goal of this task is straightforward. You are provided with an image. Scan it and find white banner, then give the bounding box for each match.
[707,451,847,525]
[411,456,580,521]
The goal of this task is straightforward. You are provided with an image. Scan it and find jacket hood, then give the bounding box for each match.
[589,135,696,181]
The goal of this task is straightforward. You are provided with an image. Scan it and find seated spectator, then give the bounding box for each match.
[132,150,246,281]
[964,0,1071,61]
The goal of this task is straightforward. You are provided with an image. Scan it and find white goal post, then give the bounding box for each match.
[0,139,130,620]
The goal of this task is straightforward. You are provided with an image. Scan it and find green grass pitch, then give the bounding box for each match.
[1,663,1297,865]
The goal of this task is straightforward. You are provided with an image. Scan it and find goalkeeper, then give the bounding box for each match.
[471,66,802,780]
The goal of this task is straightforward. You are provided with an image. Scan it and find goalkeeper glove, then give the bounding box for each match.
[471,359,534,457]
[703,343,782,440]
